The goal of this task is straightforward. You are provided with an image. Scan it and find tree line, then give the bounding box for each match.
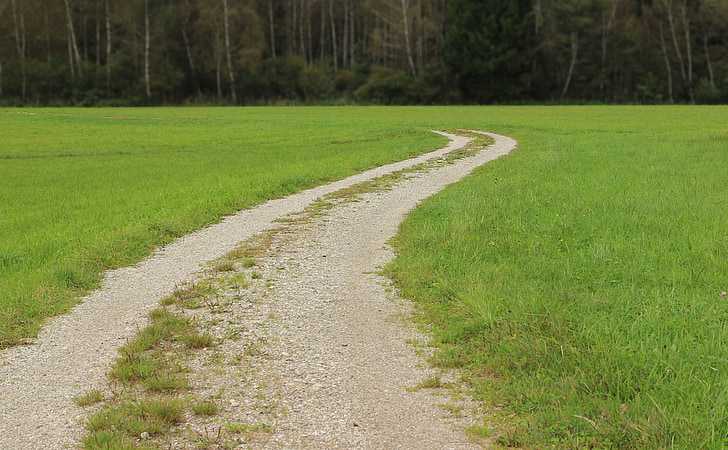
[1,0,726,105]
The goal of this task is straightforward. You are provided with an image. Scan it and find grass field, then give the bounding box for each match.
[3,106,727,448]
[385,106,728,448]
[0,107,444,348]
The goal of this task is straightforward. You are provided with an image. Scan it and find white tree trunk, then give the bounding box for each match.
[68,26,76,80]
[329,0,338,71]
[534,0,543,34]
[269,0,277,58]
[664,0,686,88]
[350,1,355,67]
[306,0,313,62]
[215,28,222,100]
[105,0,111,93]
[659,22,674,103]
[45,9,51,64]
[298,0,308,63]
[401,0,416,76]
[320,0,326,62]
[704,35,715,89]
[342,0,349,67]
[95,1,101,68]
[64,0,83,77]
[144,0,151,99]
[600,0,618,96]
[222,0,237,103]
[680,1,694,102]
[10,0,26,99]
[561,32,579,99]
[182,26,195,74]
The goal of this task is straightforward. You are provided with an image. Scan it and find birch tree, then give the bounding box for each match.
[10,0,26,99]
[222,0,237,103]
[269,0,276,58]
[64,0,83,78]
[400,0,416,76]
[105,0,111,93]
[144,0,151,98]
[329,0,337,71]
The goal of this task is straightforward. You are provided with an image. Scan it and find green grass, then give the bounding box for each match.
[0,107,444,348]
[4,105,728,448]
[74,389,105,407]
[385,106,728,448]
[110,308,193,385]
[191,400,219,417]
[85,398,185,449]
[86,291,220,448]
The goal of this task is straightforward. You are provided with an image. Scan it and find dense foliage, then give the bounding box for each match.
[0,0,726,104]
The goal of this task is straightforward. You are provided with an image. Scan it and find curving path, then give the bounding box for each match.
[0,131,516,449]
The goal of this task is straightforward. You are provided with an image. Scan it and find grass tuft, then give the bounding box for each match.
[86,398,184,442]
[182,333,215,349]
[407,376,445,391]
[191,400,219,417]
[212,260,236,273]
[142,373,189,393]
[75,390,105,407]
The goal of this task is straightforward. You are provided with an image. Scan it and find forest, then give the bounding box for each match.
[1,0,727,105]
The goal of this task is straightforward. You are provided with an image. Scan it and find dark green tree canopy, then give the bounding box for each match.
[0,0,726,104]
[444,0,533,102]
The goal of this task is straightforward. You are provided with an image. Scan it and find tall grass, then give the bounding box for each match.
[0,107,444,347]
[4,105,728,448]
[386,105,728,447]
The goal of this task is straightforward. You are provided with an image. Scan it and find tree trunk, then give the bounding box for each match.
[215,27,222,100]
[222,0,237,103]
[401,0,416,76]
[68,25,76,80]
[329,0,338,71]
[320,0,326,62]
[704,34,715,89]
[534,0,543,34]
[181,27,195,74]
[561,32,578,99]
[680,1,694,102]
[64,0,84,77]
[269,0,277,58]
[10,0,26,100]
[342,0,349,68]
[96,1,101,68]
[83,15,89,62]
[290,0,296,55]
[307,0,313,62]
[181,22,200,97]
[105,0,111,93]
[416,0,423,71]
[664,0,686,88]
[659,22,674,103]
[600,0,618,97]
[350,0,355,67]
[298,0,308,63]
[0,61,3,97]
[45,8,51,64]
[144,0,151,99]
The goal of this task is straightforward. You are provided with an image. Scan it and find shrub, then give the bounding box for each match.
[354,67,415,104]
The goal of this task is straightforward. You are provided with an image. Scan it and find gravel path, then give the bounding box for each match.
[0,131,516,449]
[190,131,516,449]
